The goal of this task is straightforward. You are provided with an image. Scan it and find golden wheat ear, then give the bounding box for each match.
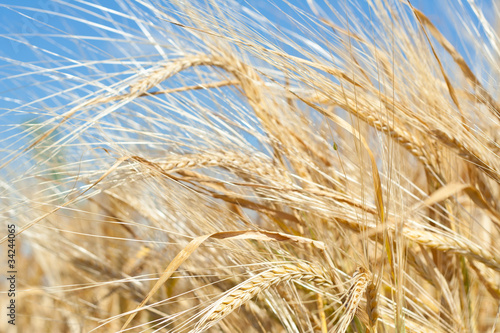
[191,263,334,332]
[333,267,372,332]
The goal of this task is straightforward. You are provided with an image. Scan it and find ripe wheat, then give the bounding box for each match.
[1,0,500,332]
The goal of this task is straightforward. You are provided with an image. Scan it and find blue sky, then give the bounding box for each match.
[0,0,485,66]
[0,0,482,96]
[0,0,496,158]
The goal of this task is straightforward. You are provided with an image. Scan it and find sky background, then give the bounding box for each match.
[0,0,497,155]
[0,0,490,65]
[0,0,494,90]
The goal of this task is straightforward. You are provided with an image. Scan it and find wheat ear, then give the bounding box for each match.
[366,279,379,332]
[190,263,332,332]
[403,228,500,271]
[335,267,372,333]
[469,261,500,299]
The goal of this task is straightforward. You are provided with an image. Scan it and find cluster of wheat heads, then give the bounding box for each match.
[1,0,500,332]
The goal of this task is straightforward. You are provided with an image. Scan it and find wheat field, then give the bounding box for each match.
[1,0,499,332]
